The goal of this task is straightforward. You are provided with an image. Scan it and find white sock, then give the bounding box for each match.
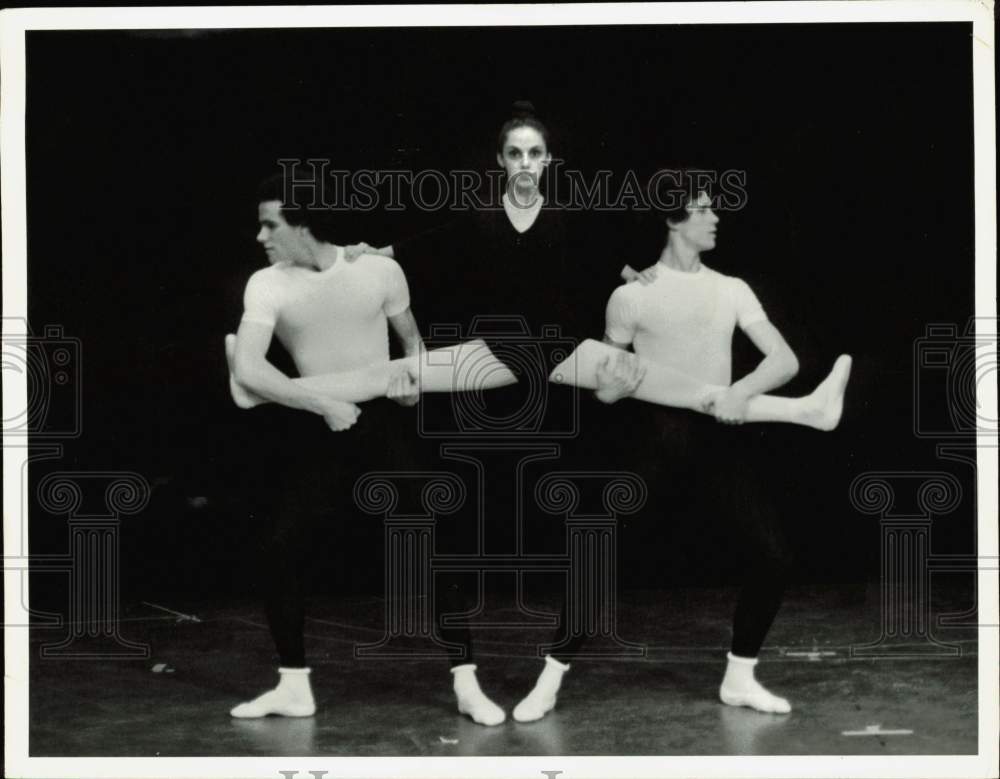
[230,667,317,718]
[451,664,505,726]
[719,652,791,714]
[513,655,569,723]
[224,333,265,409]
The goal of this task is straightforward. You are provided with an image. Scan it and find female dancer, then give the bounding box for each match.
[349,102,608,725]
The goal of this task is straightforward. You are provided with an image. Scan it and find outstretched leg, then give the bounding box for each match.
[740,354,852,430]
[224,333,385,407]
[550,340,852,431]
[225,334,518,408]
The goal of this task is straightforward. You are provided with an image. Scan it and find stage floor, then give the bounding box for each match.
[28,583,978,756]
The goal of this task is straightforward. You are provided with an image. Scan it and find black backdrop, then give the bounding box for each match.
[25,23,977,600]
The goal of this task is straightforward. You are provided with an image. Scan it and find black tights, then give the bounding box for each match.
[248,401,410,668]
[610,409,793,661]
[434,408,794,665]
[251,401,792,668]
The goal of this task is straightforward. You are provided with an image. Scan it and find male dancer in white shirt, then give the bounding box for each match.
[515,176,812,720]
[584,182,803,716]
[227,173,422,718]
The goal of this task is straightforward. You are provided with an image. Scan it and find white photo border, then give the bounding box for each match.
[2,3,996,778]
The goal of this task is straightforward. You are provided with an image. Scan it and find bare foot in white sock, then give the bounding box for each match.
[451,664,505,726]
[230,667,317,718]
[513,655,569,723]
[719,652,791,714]
[802,354,852,431]
[224,333,267,409]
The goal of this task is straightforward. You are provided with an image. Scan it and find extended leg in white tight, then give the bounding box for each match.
[737,354,852,430]
[225,334,517,408]
[550,339,853,431]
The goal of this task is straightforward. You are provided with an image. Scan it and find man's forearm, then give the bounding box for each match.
[388,307,424,357]
[235,358,330,415]
[400,334,424,357]
[730,346,799,397]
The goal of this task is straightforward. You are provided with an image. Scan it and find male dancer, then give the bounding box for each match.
[582,180,802,715]
[227,172,421,718]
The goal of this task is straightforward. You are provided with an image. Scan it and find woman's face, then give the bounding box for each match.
[497,125,551,201]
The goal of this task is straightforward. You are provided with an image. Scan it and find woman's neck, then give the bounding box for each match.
[506,181,542,207]
[503,192,543,234]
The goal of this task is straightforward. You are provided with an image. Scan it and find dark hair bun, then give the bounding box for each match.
[511,100,537,118]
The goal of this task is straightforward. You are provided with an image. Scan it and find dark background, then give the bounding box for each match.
[25,23,977,605]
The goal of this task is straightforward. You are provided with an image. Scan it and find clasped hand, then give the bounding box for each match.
[387,363,420,407]
[320,397,361,432]
[700,386,751,424]
[595,351,646,404]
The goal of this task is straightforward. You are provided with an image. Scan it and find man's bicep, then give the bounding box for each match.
[388,307,421,343]
[234,320,274,371]
[603,288,637,348]
[242,272,280,328]
[382,260,412,318]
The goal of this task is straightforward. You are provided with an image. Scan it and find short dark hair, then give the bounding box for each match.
[651,167,716,226]
[255,171,343,243]
[497,100,551,155]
